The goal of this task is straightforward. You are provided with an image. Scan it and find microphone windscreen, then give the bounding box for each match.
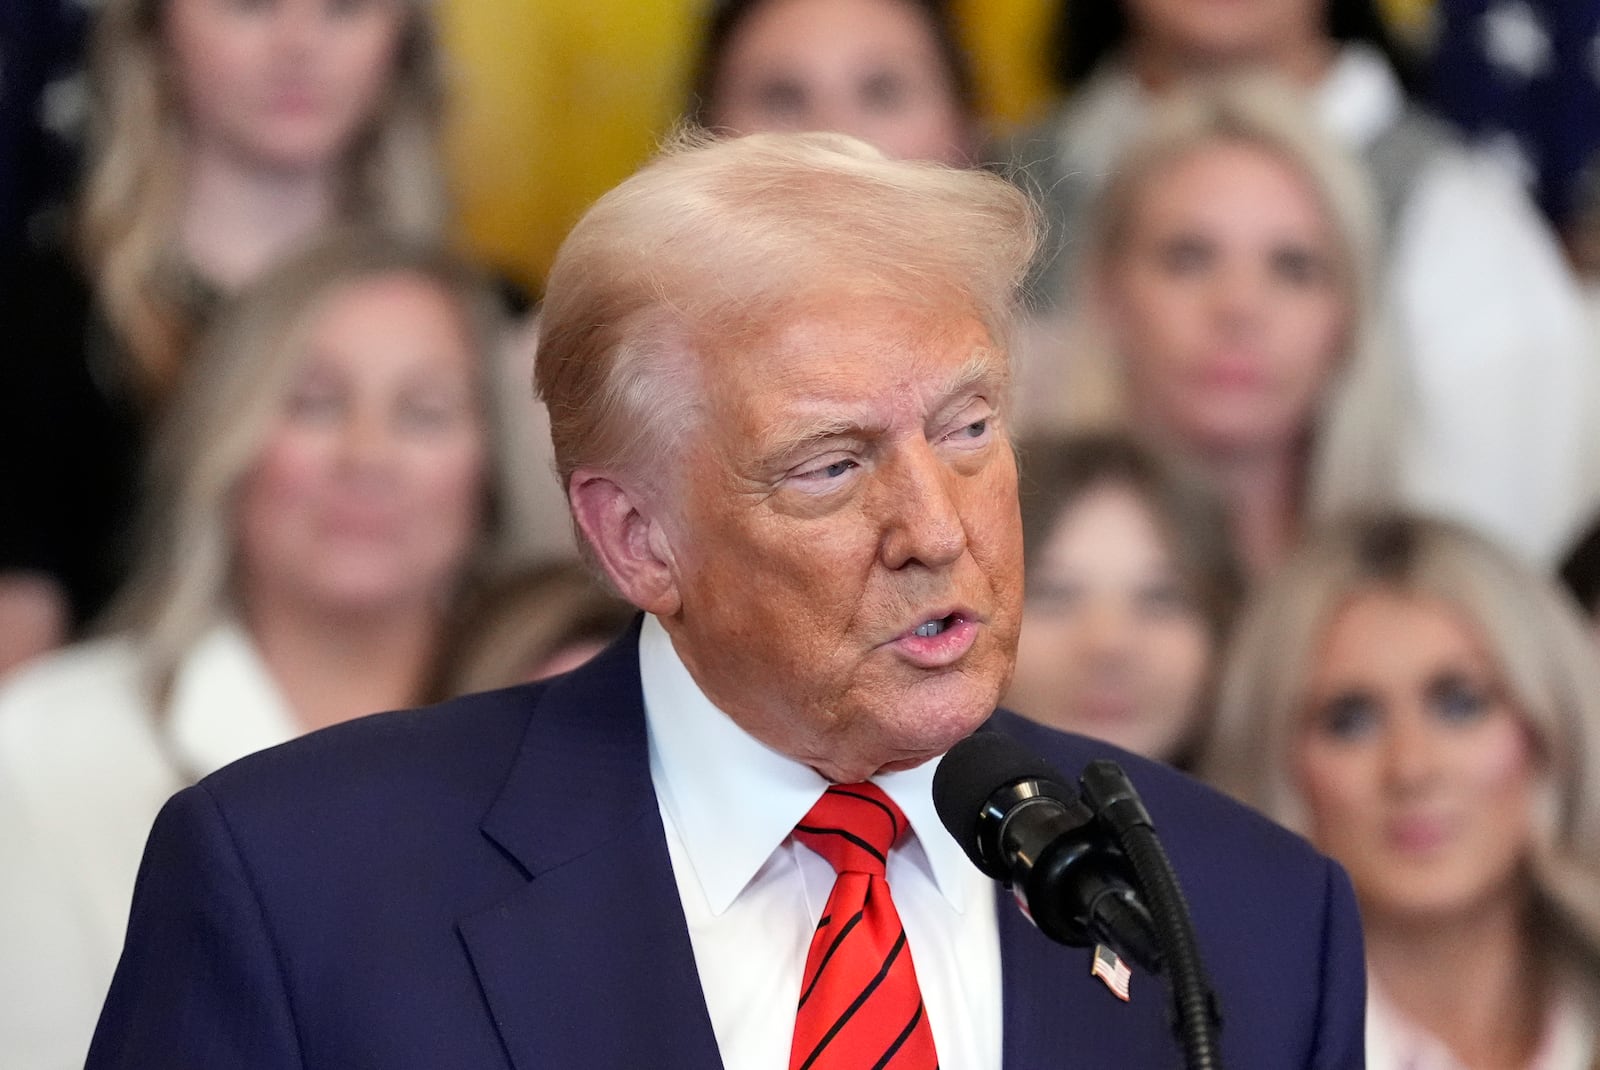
[932,728,1063,869]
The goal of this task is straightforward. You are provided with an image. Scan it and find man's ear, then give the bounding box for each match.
[568,468,681,616]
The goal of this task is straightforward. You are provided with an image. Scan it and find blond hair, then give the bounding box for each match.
[1203,513,1600,982]
[1059,75,1402,522]
[77,0,449,404]
[535,129,1039,505]
[110,232,520,710]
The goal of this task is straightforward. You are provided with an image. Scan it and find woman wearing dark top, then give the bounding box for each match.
[0,0,451,673]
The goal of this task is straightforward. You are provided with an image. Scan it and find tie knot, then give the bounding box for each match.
[792,783,907,877]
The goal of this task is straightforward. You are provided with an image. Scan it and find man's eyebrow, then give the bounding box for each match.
[758,348,1007,461]
[930,349,1010,418]
[760,410,885,462]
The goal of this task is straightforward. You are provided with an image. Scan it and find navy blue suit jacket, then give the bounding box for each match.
[88,624,1365,1068]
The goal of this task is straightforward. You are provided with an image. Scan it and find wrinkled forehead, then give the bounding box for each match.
[696,283,1009,377]
[687,294,1012,445]
[710,289,998,377]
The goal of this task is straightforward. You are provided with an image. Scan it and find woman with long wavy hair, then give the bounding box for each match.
[1003,0,1598,571]
[1204,513,1600,1067]
[0,0,451,673]
[1039,78,1400,579]
[0,233,524,1065]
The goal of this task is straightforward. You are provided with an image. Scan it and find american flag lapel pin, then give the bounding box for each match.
[1091,943,1132,1002]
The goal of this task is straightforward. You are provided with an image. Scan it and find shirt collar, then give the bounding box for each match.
[638,613,976,916]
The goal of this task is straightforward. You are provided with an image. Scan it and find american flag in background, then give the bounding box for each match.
[1091,943,1132,1002]
[1428,0,1600,233]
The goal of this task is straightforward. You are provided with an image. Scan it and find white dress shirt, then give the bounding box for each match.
[638,614,1002,1070]
[0,622,298,1070]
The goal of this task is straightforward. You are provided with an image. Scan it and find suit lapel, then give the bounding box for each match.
[996,865,1182,1067]
[457,622,725,1070]
[455,640,1184,1068]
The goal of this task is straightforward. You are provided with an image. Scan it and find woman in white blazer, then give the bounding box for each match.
[0,233,527,1068]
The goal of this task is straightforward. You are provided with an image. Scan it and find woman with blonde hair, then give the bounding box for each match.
[0,233,521,1066]
[1005,0,1598,570]
[0,0,451,672]
[1203,513,1600,1068]
[1033,75,1401,579]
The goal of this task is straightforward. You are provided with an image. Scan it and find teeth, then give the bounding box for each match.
[914,618,948,638]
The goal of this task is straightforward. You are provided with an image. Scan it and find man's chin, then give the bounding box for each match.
[875,753,941,775]
[807,702,993,783]
[883,691,999,763]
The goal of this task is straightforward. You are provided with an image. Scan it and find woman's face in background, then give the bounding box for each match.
[234,271,488,619]
[1007,482,1213,762]
[707,0,974,165]
[1101,140,1349,459]
[164,0,408,172]
[1295,589,1540,929]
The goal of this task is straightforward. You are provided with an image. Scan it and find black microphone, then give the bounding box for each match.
[932,729,1160,974]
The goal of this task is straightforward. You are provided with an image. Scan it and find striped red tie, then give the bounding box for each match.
[789,783,940,1070]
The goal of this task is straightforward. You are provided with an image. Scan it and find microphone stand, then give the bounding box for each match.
[1080,761,1223,1070]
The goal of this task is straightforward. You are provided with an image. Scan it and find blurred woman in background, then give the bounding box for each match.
[1050,78,1398,578]
[0,235,523,1066]
[1205,514,1600,1068]
[1006,432,1243,769]
[687,0,981,165]
[1005,0,1598,568]
[0,0,451,672]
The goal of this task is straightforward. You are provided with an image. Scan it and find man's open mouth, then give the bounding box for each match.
[912,613,961,638]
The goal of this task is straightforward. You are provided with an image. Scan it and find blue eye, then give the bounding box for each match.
[790,453,861,490]
[1270,245,1331,288]
[859,71,908,112]
[1427,674,1492,725]
[1315,693,1380,741]
[945,417,990,446]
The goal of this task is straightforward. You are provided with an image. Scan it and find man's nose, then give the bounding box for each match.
[877,443,967,570]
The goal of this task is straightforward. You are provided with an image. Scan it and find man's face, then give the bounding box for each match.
[657,297,1023,782]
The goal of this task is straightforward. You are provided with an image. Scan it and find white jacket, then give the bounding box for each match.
[0,623,296,1069]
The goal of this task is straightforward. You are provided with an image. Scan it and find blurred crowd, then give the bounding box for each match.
[3,0,1600,1067]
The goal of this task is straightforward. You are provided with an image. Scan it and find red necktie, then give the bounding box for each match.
[789,783,940,1070]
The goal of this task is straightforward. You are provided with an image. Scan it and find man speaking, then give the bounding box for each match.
[89,133,1364,1068]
